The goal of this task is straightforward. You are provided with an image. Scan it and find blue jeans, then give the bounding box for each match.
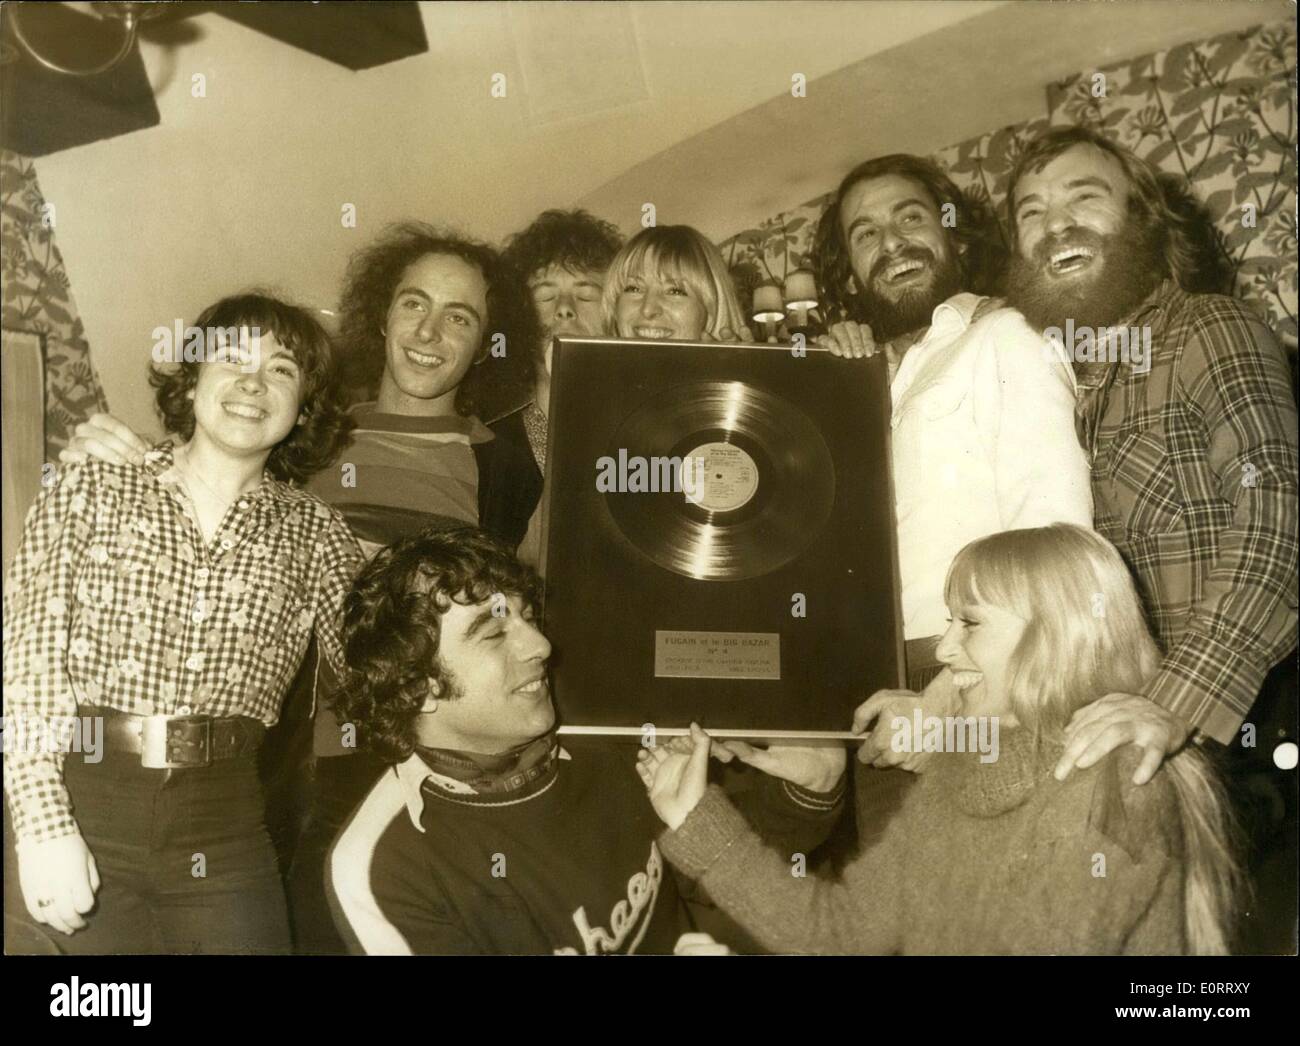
[4,747,290,954]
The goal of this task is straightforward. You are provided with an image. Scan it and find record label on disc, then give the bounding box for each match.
[684,441,759,512]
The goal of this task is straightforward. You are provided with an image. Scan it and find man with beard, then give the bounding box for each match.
[810,154,1092,838]
[813,155,1092,689]
[1004,127,1298,784]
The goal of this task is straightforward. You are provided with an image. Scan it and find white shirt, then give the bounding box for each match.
[890,293,1093,639]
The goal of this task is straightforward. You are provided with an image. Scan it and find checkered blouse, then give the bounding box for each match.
[3,443,363,843]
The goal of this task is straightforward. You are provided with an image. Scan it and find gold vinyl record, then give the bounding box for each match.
[604,380,835,581]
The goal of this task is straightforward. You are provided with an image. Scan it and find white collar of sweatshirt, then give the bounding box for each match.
[391,748,574,830]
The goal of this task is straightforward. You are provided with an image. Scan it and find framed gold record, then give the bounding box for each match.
[540,336,903,738]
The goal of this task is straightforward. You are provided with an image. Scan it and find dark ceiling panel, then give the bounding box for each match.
[0,1,428,158]
[214,1,428,70]
[0,3,161,158]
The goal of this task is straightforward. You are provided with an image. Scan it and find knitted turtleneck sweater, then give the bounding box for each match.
[661,727,1188,955]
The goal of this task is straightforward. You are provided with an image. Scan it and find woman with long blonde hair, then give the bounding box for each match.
[602,224,751,342]
[639,524,1242,954]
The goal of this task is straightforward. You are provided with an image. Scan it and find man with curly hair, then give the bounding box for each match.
[813,154,1091,698]
[812,154,1091,745]
[497,210,624,568]
[326,526,845,955]
[322,222,544,553]
[498,208,624,469]
[291,225,547,951]
[3,294,362,953]
[807,156,1092,855]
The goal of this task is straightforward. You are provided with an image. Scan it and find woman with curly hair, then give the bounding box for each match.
[4,293,363,954]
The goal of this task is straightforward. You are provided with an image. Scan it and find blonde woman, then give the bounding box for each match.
[602,225,752,342]
[639,524,1241,955]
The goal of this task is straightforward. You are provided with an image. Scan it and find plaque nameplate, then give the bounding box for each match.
[654,630,780,680]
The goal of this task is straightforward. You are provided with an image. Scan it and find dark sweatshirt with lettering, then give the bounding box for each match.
[326,738,843,955]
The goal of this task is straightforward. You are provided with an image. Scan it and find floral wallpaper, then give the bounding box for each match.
[1,150,109,459]
[1046,21,1296,349]
[722,195,830,311]
[928,116,1051,244]
[719,19,1297,356]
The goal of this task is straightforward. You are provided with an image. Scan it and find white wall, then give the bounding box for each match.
[32,0,1001,438]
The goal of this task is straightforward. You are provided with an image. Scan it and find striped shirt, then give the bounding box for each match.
[1076,280,1298,744]
[304,404,491,558]
[2,443,363,843]
[303,404,495,757]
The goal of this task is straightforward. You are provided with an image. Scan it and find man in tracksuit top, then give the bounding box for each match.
[326,526,846,954]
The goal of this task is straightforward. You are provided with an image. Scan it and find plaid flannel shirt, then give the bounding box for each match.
[2,443,363,843]
[1076,280,1298,744]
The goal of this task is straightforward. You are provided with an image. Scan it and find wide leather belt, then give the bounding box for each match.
[88,707,266,769]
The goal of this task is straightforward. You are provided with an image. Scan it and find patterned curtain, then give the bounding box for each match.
[722,195,830,302]
[1,150,110,458]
